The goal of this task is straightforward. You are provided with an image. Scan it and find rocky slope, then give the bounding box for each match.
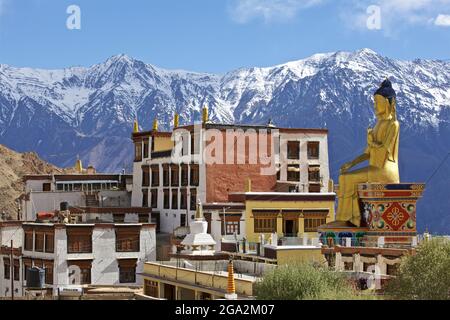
[0,144,70,220]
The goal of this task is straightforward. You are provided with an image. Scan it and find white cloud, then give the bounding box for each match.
[435,14,450,26]
[0,0,9,17]
[340,0,450,36]
[229,0,323,23]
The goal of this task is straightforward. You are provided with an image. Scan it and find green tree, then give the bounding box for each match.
[255,263,358,300]
[385,238,450,300]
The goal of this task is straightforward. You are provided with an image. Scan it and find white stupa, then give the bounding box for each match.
[180,200,216,255]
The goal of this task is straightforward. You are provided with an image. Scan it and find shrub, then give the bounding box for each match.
[385,238,450,300]
[255,262,359,300]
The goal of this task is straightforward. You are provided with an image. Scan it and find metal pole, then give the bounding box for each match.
[10,239,14,300]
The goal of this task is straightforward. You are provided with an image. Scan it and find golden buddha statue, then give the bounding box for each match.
[336,79,400,226]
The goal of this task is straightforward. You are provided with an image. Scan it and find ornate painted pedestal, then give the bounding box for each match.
[358,183,425,248]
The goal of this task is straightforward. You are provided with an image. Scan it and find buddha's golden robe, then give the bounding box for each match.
[336,95,400,226]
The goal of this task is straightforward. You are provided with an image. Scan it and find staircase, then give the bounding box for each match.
[85,193,99,207]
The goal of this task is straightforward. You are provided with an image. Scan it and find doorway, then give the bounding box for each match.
[283,219,297,237]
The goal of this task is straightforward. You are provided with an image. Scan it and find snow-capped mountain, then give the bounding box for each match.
[0,49,449,232]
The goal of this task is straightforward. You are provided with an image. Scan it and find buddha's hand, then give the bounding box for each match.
[340,162,353,174]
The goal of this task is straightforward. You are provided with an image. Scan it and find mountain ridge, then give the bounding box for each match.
[0,48,449,232]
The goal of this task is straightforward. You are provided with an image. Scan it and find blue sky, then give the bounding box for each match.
[0,0,449,73]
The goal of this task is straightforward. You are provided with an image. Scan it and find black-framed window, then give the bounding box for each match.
[307,141,320,159]
[171,165,179,186]
[190,164,199,186]
[151,189,158,209]
[171,189,178,209]
[163,189,170,209]
[142,189,149,208]
[135,142,142,162]
[287,165,300,182]
[119,266,136,283]
[287,141,300,160]
[151,165,160,187]
[4,259,10,280]
[190,188,197,210]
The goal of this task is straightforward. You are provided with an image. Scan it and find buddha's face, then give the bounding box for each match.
[374,95,390,119]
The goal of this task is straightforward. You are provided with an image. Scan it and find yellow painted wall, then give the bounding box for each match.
[244,199,335,243]
[276,248,327,265]
[143,263,254,297]
[153,136,174,152]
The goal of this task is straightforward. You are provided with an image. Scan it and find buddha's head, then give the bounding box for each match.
[374,78,396,120]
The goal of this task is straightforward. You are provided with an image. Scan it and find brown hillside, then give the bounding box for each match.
[0,144,73,220]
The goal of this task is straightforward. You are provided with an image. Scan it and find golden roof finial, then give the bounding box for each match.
[133,119,139,133]
[174,113,179,128]
[195,199,203,220]
[202,104,209,124]
[75,156,83,174]
[152,118,158,131]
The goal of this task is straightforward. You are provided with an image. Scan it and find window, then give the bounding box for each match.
[171,189,178,209]
[253,212,278,233]
[304,218,326,232]
[151,189,158,209]
[151,165,160,187]
[163,189,170,209]
[287,141,300,160]
[4,258,10,280]
[308,165,320,182]
[116,227,140,252]
[170,165,179,186]
[344,261,354,271]
[142,166,150,187]
[144,280,159,298]
[67,228,93,253]
[163,165,170,187]
[190,164,199,186]
[181,165,188,186]
[135,142,142,162]
[254,217,277,233]
[142,189,149,208]
[45,233,54,253]
[180,189,187,210]
[309,183,321,193]
[222,219,240,235]
[118,259,137,283]
[287,164,300,182]
[24,231,33,251]
[35,232,44,252]
[180,214,186,227]
[68,260,91,285]
[307,141,320,159]
[143,139,149,159]
[44,262,53,285]
[190,188,197,211]
[13,259,20,281]
[42,183,51,192]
